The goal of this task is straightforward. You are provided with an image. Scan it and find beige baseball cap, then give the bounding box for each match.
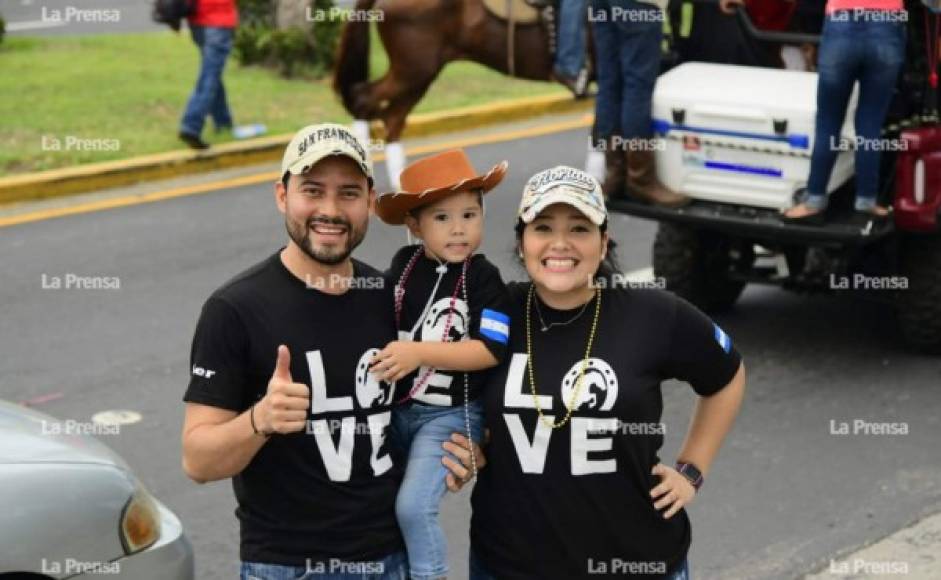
[281,123,373,186]
[518,166,607,226]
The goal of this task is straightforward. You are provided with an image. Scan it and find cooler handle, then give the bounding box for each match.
[693,104,768,124]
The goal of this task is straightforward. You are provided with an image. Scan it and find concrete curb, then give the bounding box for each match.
[0,92,591,206]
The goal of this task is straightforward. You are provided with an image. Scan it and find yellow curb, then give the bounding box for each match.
[391,92,592,139]
[0,92,590,206]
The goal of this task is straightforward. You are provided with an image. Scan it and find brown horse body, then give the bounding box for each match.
[333,0,555,143]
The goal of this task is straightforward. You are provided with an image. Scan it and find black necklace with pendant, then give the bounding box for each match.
[532,292,594,332]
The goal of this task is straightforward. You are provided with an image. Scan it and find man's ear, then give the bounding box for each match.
[404,213,421,239]
[275,176,289,214]
[367,187,377,214]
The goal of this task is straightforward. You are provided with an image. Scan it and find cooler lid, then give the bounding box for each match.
[655,62,820,116]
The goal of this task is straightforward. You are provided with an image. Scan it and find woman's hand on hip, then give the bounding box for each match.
[650,463,696,519]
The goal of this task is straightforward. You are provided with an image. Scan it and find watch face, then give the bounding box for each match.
[680,463,702,481]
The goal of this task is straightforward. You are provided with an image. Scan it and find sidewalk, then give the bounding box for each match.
[804,512,941,579]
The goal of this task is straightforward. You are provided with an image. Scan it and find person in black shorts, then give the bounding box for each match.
[181,123,480,580]
[469,166,747,579]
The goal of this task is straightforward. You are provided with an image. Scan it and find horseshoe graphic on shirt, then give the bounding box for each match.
[416,297,470,343]
[559,358,619,412]
[355,348,394,409]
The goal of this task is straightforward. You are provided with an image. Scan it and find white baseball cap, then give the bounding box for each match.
[281,123,373,185]
[518,165,607,226]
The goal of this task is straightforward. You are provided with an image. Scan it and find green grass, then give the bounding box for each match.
[0,29,565,176]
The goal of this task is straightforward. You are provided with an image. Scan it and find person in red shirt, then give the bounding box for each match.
[179,0,239,149]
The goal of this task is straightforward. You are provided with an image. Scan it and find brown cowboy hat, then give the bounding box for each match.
[375,149,508,225]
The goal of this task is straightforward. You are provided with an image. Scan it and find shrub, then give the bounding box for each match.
[234,0,342,78]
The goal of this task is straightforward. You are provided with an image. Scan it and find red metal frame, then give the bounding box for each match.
[894,126,941,232]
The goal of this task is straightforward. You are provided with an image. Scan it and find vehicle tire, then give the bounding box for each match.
[895,235,941,354]
[653,222,748,313]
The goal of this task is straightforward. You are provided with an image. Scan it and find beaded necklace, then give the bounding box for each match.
[525,284,602,429]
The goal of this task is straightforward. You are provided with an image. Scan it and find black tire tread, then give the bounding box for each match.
[652,223,746,313]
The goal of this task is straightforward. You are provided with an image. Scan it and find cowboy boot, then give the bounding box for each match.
[626,149,691,208]
[602,139,626,200]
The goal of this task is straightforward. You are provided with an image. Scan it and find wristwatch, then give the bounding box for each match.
[675,462,704,491]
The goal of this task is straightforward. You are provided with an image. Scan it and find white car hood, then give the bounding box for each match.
[0,399,130,469]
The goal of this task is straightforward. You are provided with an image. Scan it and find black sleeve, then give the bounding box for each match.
[468,257,512,363]
[663,295,742,396]
[183,296,251,412]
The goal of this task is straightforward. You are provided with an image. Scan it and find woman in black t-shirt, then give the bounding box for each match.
[468,166,747,579]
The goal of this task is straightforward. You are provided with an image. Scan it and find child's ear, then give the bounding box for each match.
[404,214,421,239]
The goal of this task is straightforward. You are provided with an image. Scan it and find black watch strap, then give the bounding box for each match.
[676,462,704,491]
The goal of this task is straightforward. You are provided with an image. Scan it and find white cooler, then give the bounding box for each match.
[652,62,858,210]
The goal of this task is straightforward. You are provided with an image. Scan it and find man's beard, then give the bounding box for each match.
[286,214,366,266]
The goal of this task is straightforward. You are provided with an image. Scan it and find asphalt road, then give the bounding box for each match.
[2,125,940,579]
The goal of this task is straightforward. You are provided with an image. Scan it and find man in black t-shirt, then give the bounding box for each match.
[181,123,476,579]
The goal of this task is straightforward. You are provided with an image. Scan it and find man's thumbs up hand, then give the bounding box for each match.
[272,344,293,381]
[255,345,310,435]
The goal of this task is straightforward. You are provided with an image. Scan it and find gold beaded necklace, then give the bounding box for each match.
[525,284,602,429]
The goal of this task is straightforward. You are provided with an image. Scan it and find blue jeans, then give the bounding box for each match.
[469,550,691,579]
[240,551,408,580]
[804,12,906,211]
[180,25,234,137]
[555,0,588,78]
[391,400,484,580]
[590,0,662,146]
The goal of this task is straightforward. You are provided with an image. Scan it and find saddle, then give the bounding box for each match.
[481,0,558,76]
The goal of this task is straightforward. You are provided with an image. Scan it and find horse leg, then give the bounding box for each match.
[349,75,427,190]
[380,84,434,190]
[350,119,371,150]
[347,71,423,189]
